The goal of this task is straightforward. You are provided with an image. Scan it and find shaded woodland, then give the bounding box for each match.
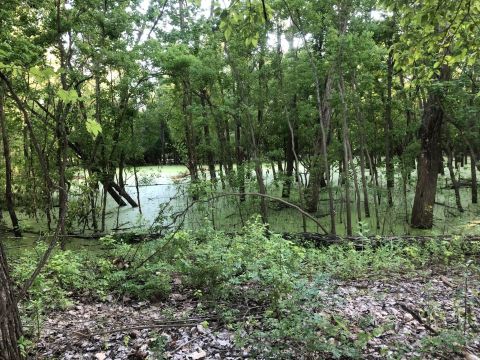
[1,0,480,359]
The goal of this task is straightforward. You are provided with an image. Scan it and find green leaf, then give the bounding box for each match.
[85,118,102,138]
[57,89,79,104]
[224,27,232,41]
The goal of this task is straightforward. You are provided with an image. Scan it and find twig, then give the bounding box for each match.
[397,302,438,335]
[170,335,204,355]
[440,275,456,288]
[81,321,206,338]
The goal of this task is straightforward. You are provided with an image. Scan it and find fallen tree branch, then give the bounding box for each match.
[397,302,438,335]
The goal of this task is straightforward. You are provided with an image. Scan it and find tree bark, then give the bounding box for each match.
[200,94,216,181]
[385,47,395,207]
[348,141,362,222]
[411,65,451,228]
[446,148,463,212]
[470,152,477,204]
[366,149,381,230]
[339,78,352,235]
[282,129,295,198]
[183,81,198,188]
[359,146,370,218]
[234,116,245,202]
[56,0,70,249]
[0,241,23,360]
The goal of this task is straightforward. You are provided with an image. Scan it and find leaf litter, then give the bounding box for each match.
[34,270,479,359]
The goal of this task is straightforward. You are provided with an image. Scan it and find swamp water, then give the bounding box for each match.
[3,163,480,252]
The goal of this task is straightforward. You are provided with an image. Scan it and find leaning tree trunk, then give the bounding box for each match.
[411,65,450,228]
[0,241,23,360]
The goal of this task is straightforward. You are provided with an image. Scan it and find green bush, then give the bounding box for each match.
[174,219,306,304]
[12,245,84,311]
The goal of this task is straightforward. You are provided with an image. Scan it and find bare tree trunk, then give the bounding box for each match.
[254,160,268,224]
[411,65,450,228]
[254,31,268,224]
[55,0,69,249]
[282,127,295,198]
[446,148,463,212]
[359,146,370,218]
[270,161,277,182]
[118,152,125,190]
[385,47,395,207]
[183,82,198,190]
[0,85,21,237]
[133,164,142,214]
[372,156,381,205]
[200,95,216,181]
[339,78,352,235]
[400,161,410,225]
[366,149,381,230]
[470,152,477,204]
[277,160,283,174]
[235,117,246,202]
[88,169,98,232]
[0,241,23,360]
[348,141,362,222]
[101,186,107,233]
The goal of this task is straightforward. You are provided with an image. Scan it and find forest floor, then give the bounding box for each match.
[34,268,480,360]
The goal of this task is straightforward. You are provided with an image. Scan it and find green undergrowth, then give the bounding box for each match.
[10,219,480,358]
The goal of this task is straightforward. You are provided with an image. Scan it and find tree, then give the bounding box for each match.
[393,0,480,228]
[0,240,23,360]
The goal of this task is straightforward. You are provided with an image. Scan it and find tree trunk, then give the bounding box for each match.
[359,146,370,218]
[339,78,352,235]
[55,2,70,247]
[200,95,216,181]
[282,130,295,198]
[277,160,283,174]
[446,148,463,212]
[118,152,125,190]
[0,85,21,237]
[306,157,322,212]
[254,31,268,224]
[348,141,362,222]
[366,149,381,230]
[110,182,138,207]
[0,241,23,360]
[235,117,246,202]
[411,65,450,228]
[470,152,477,204]
[385,48,394,207]
[183,82,198,189]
